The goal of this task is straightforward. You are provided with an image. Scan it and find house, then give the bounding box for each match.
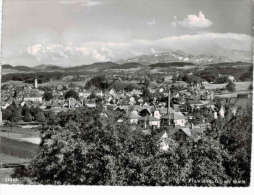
[96,91,104,97]
[219,106,225,118]
[86,102,96,108]
[214,111,218,119]
[161,109,187,128]
[139,108,151,117]
[231,106,237,116]
[129,97,136,105]
[129,110,140,124]
[109,89,117,97]
[153,110,161,120]
[188,100,204,109]
[228,75,236,82]
[173,111,187,127]
[148,116,160,129]
[159,131,169,152]
[79,91,91,99]
[178,127,203,142]
[24,96,43,103]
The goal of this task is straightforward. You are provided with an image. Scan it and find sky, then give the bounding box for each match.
[1,0,253,66]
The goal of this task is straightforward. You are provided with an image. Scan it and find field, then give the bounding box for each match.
[235,96,252,108]
[235,81,252,91]
[204,81,252,91]
[0,127,39,167]
[0,126,39,137]
[0,153,28,165]
[0,126,40,184]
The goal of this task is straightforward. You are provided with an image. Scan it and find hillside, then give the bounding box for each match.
[1,61,251,76]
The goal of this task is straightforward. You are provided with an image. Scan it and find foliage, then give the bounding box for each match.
[208,106,252,186]
[43,91,53,101]
[2,72,64,83]
[64,89,79,100]
[2,101,21,123]
[35,111,46,123]
[13,101,252,186]
[226,81,236,92]
[248,83,252,90]
[23,112,33,122]
[182,74,203,84]
[85,75,109,90]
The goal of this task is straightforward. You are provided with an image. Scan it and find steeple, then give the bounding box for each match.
[34,78,38,89]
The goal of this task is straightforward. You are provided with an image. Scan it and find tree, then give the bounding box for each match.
[24,112,33,122]
[64,89,79,100]
[248,83,252,91]
[13,106,250,186]
[29,106,43,119]
[144,76,150,88]
[3,101,21,123]
[46,111,58,125]
[226,81,236,92]
[43,91,53,101]
[85,75,109,90]
[35,111,46,123]
[142,87,152,102]
[219,106,252,186]
[22,104,30,116]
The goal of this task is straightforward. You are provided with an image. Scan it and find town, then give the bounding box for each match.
[1,62,252,144]
[0,61,252,186]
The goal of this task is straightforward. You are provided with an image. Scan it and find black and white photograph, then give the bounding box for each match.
[0,0,253,188]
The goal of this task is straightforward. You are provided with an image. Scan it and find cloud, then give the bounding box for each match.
[6,33,251,66]
[59,0,102,7]
[147,18,156,26]
[172,11,213,29]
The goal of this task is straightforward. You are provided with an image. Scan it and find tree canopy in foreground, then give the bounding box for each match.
[13,106,252,186]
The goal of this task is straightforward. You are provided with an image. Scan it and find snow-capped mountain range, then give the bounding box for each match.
[118,49,251,65]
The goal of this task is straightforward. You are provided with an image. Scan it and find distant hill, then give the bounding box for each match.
[149,62,195,68]
[66,62,120,72]
[1,60,251,75]
[33,64,64,71]
[1,64,35,74]
[118,49,251,65]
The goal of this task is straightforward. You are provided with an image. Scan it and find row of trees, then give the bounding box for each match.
[2,102,46,123]
[84,75,142,92]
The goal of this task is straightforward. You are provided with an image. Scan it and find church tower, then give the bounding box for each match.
[34,78,38,89]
